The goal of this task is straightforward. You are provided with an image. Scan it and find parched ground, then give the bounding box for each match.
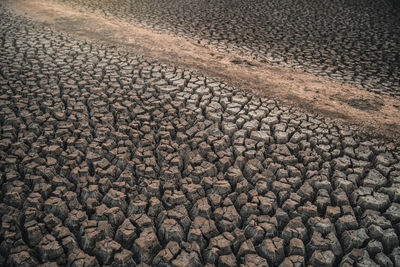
[1,0,400,267]
[52,0,400,97]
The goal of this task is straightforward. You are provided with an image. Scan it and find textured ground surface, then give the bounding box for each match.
[51,0,400,97]
[9,0,400,139]
[1,2,400,267]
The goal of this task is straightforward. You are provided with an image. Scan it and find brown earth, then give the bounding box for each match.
[6,0,400,141]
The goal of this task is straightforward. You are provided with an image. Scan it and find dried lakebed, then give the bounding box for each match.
[52,0,400,97]
[1,2,400,267]
[8,0,400,138]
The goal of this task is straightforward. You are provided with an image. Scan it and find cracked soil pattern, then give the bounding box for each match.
[1,0,400,267]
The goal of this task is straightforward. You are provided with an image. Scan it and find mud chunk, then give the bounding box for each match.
[341,228,369,253]
[257,237,285,265]
[67,248,99,267]
[159,218,185,244]
[289,238,305,256]
[218,254,237,267]
[309,250,335,267]
[242,254,269,267]
[132,228,161,264]
[38,235,65,264]
[115,219,137,249]
[103,189,127,211]
[44,197,69,220]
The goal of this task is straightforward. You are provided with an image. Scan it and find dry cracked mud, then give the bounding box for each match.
[8,0,400,139]
[49,0,400,97]
[1,0,400,267]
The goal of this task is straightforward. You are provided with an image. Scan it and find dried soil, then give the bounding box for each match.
[7,0,400,140]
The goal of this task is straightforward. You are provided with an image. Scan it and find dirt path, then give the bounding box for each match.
[7,0,400,140]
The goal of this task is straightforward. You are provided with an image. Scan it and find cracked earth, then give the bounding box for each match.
[1,0,400,266]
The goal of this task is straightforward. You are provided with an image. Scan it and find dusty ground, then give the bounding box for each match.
[2,1,400,266]
[7,0,400,141]
[41,0,400,97]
